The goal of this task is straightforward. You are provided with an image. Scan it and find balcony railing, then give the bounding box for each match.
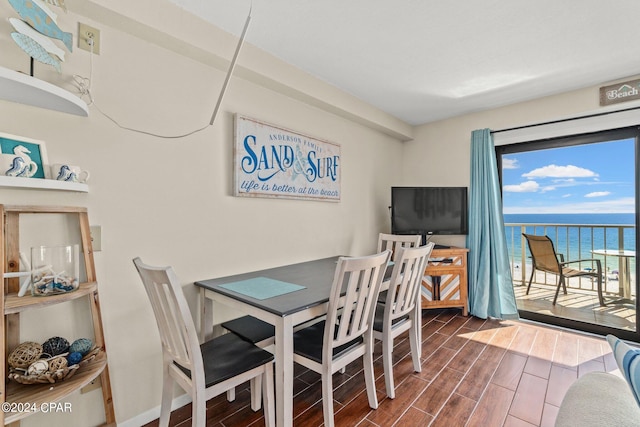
[505,222,636,297]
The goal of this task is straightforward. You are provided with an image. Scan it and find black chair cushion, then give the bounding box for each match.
[377,290,388,303]
[176,332,274,387]
[293,320,363,364]
[372,302,409,332]
[222,315,275,344]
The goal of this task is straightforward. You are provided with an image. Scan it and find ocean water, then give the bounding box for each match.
[503,213,636,272]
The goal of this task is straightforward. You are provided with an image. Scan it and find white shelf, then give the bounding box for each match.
[0,66,88,116]
[0,176,88,192]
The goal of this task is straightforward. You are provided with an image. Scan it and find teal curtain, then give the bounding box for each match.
[467,129,518,319]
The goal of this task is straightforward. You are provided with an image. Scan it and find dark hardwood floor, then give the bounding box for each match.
[143,308,621,427]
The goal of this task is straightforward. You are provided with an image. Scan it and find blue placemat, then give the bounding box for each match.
[219,277,306,300]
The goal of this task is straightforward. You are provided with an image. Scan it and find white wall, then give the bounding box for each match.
[0,2,404,425]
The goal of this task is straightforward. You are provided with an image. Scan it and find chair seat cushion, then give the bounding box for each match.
[176,332,273,387]
[293,320,362,364]
[222,315,275,344]
[377,290,388,303]
[372,303,409,332]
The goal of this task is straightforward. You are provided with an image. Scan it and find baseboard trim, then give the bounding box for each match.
[116,393,191,427]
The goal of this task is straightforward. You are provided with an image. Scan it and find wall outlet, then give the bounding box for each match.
[78,23,101,54]
[90,225,102,251]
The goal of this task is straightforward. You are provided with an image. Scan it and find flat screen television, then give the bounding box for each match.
[391,187,468,240]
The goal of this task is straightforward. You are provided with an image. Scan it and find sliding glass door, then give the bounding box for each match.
[496,127,639,342]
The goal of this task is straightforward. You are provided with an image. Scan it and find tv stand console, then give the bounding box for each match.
[421,246,468,316]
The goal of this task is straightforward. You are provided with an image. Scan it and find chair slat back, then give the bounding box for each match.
[133,258,202,374]
[523,234,561,274]
[377,233,422,262]
[385,243,434,321]
[325,251,391,351]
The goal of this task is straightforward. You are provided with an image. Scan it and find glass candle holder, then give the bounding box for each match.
[31,245,80,296]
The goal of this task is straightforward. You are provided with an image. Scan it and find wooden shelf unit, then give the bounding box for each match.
[421,246,469,316]
[0,205,115,425]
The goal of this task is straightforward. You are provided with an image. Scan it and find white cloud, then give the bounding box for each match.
[585,191,611,198]
[503,197,635,214]
[503,181,540,192]
[522,164,598,179]
[502,158,519,169]
[562,194,572,198]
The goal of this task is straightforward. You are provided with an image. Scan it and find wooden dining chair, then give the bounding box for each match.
[373,243,434,399]
[292,250,391,427]
[522,234,605,306]
[133,257,275,427]
[376,233,423,302]
[377,233,422,261]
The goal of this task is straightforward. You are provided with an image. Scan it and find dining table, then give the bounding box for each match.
[195,256,393,427]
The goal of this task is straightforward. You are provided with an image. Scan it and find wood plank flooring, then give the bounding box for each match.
[142,308,624,427]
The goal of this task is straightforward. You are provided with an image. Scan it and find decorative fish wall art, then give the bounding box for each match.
[41,0,66,12]
[10,32,61,72]
[32,0,58,23]
[8,0,72,52]
[9,17,65,61]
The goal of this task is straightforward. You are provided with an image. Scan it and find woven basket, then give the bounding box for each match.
[8,347,101,385]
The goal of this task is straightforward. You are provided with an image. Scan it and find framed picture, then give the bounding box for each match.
[0,132,49,179]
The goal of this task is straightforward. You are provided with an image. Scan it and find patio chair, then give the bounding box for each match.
[522,234,605,306]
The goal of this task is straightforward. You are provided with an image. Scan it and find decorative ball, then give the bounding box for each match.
[67,352,82,366]
[8,342,43,369]
[48,356,68,372]
[27,359,49,375]
[70,338,93,356]
[42,337,69,357]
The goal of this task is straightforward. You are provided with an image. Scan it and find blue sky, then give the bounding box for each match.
[501,138,635,214]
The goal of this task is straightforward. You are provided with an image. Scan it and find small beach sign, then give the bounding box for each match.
[600,78,640,106]
[234,115,341,202]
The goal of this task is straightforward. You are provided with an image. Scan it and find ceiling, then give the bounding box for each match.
[166,0,640,126]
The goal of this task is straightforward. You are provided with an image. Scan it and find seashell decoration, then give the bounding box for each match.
[32,266,78,295]
[27,359,49,375]
[7,336,100,384]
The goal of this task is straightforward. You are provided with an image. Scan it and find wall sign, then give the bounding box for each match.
[600,79,640,106]
[234,115,341,201]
